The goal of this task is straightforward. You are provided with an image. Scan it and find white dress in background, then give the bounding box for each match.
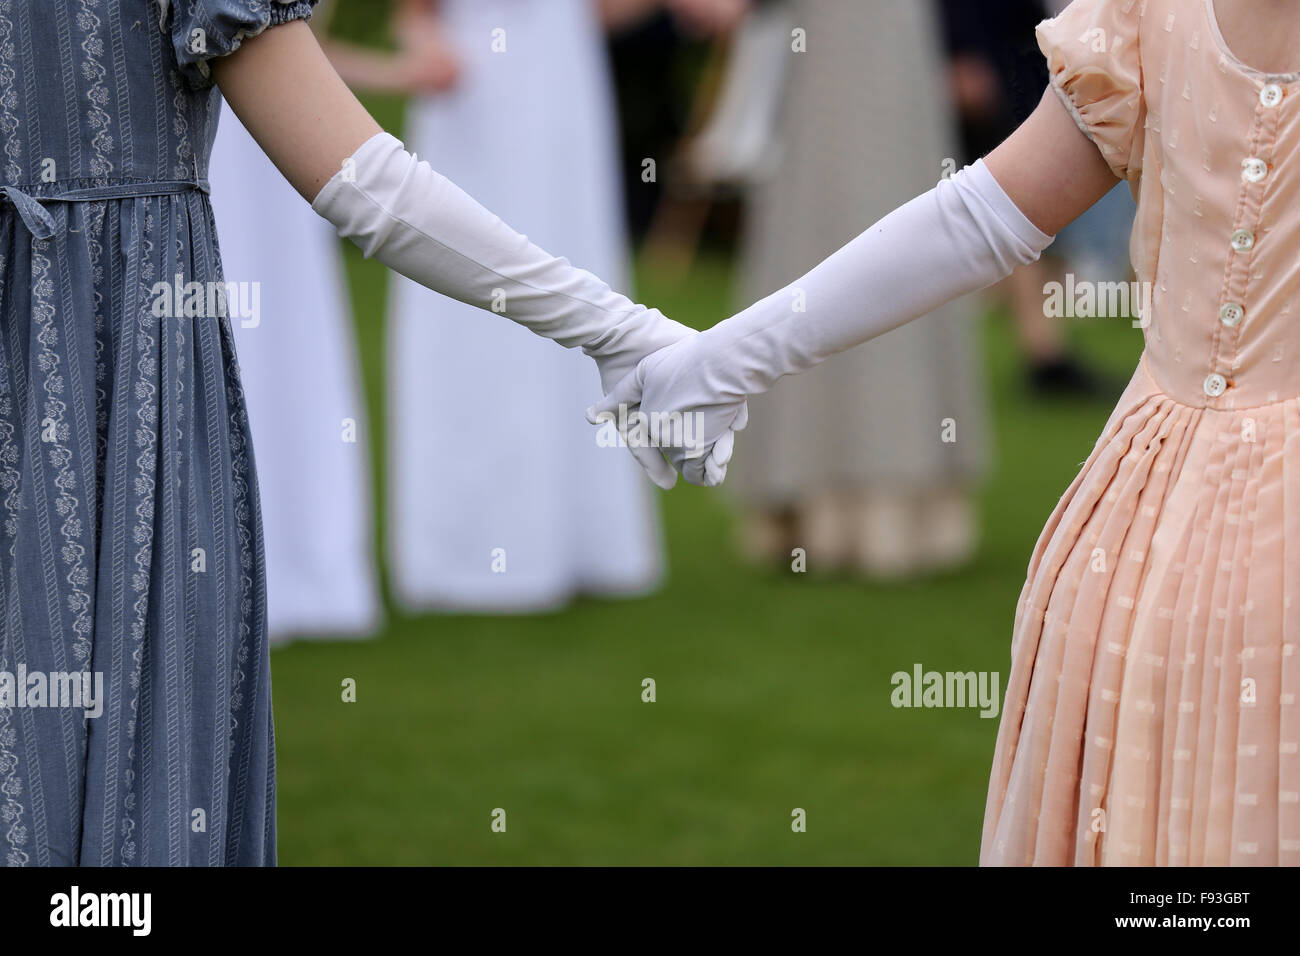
[386,0,663,612]
[210,103,382,642]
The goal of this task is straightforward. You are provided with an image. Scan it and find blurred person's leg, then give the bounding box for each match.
[738,507,796,566]
[1004,261,1061,363]
[913,486,979,571]
[798,490,858,573]
[851,491,924,580]
[1055,181,1137,284]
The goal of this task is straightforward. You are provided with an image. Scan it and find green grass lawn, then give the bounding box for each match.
[268,229,1142,864]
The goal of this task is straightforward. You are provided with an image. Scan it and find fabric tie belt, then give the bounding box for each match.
[0,180,210,240]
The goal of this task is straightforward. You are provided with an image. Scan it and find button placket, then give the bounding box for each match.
[1211,82,1281,405]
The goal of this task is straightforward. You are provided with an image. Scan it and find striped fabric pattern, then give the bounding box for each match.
[0,0,316,866]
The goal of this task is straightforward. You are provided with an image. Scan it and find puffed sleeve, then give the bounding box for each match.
[1036,0,1145,182]
[159,0,318,89]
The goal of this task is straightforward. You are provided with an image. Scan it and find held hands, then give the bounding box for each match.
[581,158,1065,493]
[587,329,749,491]
[582,306,698,398]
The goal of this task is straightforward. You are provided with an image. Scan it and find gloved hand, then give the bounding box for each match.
[587,334,749,488]
[586,159,1053,489]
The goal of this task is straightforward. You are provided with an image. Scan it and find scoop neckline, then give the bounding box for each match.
[1204,0,1300,82]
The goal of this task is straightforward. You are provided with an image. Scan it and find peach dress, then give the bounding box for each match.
[982,0,1300,865]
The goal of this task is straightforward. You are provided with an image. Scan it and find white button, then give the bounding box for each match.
[1220,302,1245,327]
[1242,158,1269,183]
[1204,373,1228,398]
[1261,84,1284,108]
[1230,229,1255,252]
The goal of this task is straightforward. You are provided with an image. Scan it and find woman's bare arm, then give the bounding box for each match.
[984,87,1122,236]
[211,19,382,203]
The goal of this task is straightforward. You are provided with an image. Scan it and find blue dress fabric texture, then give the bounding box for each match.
[0,0,315,866]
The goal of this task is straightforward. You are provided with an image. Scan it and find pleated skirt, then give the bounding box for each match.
[983,354,1300,865]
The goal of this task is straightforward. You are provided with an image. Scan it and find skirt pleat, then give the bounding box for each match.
[984,357,1300,865]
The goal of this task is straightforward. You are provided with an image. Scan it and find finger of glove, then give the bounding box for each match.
[682,448,716,487]
[702,450,729,487]
[710,428,736,468]
[586,367,644,425]
[730,400,750,432]
[698,428,737,486]
[627,440,678,490]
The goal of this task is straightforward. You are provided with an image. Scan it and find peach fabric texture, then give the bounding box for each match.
[981,0,1300,866]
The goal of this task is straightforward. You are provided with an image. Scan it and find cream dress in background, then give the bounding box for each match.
[386,0,663,611]
[209,103,381,642]
[983,0,1300,866]
[728,0,989,575]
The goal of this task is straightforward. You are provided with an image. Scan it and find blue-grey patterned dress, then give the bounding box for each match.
[0,0,316,866]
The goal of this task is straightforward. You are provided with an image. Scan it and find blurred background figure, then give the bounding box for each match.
[385,0,740,612]
[605,0,757,264]
[717,0,989,579]
[210,0,453,642]
[938,0,1131,397]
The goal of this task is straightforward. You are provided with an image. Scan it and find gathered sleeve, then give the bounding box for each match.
[1036,0,1146,182]
[159,0,318,89]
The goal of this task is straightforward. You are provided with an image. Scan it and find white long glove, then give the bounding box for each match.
[312,131,738,489]
[588,160,1053,480]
